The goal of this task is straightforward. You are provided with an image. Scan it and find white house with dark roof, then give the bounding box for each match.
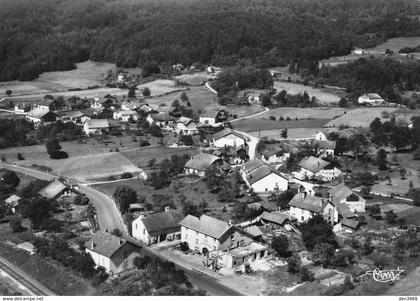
[314,140,336,157]
[358,93,385,106]
[212,128,247,149]
[199,110,228,127]
[25,108,57,126]
[329,183,366,213]
[297,156,344,181]
[132,208,184,245]
[260,145,290,164]
[175,117,199,135]
[146,113,176,129]
[242,159,288,194]
[184,153,222,177]
[85,232,141,275]
[288,189,360,231]
[83,119,109,135]
[179,214,268,268]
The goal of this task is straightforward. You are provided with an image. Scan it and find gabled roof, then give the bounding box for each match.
[149,113,176,122]
[36,98,55,106]
[243,159,265,174]
[27,108,55,119]
[315,140,336,150]
[328,183,355,203]
[260,211,296,225]
[336,203,356,219]
[38,180,69,199]
[117,110,136,116]
[244,225,264,238]
[298,156,330,173]
[262,145,286,157]
[137,210,184,236]
[177,116,195,126]
[184,153,221,171]
[364,93,383,100]
[289,193,327,213]
[57,110,84,118]
[247,165,287,185]
[86,119,109,129]
[213,128,246,141]
[179,214,232,239]
[4,194,20,205]
[341,218,360,229]
[85,232,128,258]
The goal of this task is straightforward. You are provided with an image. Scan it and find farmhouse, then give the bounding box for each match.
[199,110,228,127]
[328,183,366,213]
[113,110,138,122]
[357,93,385,106]
[132,208,184,245]
[85,232,141,275]
[297,156,344,181]
[57,110,88,124]
[175,117,199,135]
[314,140,336,157]
[242,159,289,194]
[260,145,290,164]
[38,179,79,200]
[146,113,176,129]
[91,97,116,109]
[83,119,110,135]
[259,211,297,229]
[14,103,30,113]
[25,108,57,125]
[315,131,328,141]
[213,128,247,149]
[34,98,61,111]
[184,153,222,177]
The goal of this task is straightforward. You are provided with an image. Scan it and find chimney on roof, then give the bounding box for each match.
[164,206,170,212]
[228,220,232,226]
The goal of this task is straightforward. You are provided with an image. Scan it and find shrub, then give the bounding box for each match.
[9,216,24,232]
[287,253,301,274]
[299,266,314,282]
[180,242,189,252]
[111,228,123,237]
[140,140,151,147]
[269,116,276,121]
[121,172,133,179]
[49,151,69,159]
[74,194,90,205]
[17,153,24,160]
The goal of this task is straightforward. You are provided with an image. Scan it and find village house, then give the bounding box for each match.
[146,113,176,129]
[38,179,79,200]
[179,214,268,269]
[83,119,110,135]
[91,96,116,109]
[288,190,360,231]
[357,93,385,106]
[25,108,57,126]
[14,103,30,113]
[328,183,366,213]
[184,153,222,177]
[57,110,89,124]
[314,140,336,157]
[113,109,138,122]
[212,128,247,149]
[34,98,62,111]
[199,110,228,127]
[132,208,184,245]
[175,117,199,135]
[296,156,344,181]
[260,145,290,164]
[242,159,289,194]
[314,131,328,141]
[258,211,297,230]
[85,232,141,275]
[4,194,20,214]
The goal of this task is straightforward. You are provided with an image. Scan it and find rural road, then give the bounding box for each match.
[0,162,243,296]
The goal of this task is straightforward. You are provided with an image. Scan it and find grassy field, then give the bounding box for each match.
[273,81,342,104]
[0,61,117,97]
[247,127,325,140]
[233,118,329,132]
[92,177,240,221]
[137,79,187,97]
[256,107,348,120]
[175,72,212,86]
[366,37,420,53]
[122,146,198,169]
[324,107,398,127]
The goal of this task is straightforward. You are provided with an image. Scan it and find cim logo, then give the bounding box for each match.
[365,268,404,283]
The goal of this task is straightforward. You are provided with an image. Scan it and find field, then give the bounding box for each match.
[255,107,347,120]
[365,37,420,54]
[92,177,240,221]
[175,72,212,86]
[247,127,325,140]
[0,61,117,97]
[324,107,398,127]
[273,81,342,104]
[137,79,187,97]
[233,118,329,133]
[122,146,199,169]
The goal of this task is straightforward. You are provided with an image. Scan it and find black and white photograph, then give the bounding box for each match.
[0,0,419,298]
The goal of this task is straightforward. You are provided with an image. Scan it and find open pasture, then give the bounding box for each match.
[324,107,398,127]
[137,79,187,97]
[273,81,342,104]
[175,72,211,86]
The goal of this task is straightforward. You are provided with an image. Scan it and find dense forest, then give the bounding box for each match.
[1,0,420,81]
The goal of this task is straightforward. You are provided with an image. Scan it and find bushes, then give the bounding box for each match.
[287,253,301,274]
[49,150,69,159]
[121,172,133,179]
[271,235,290,258]
[74,194,90,205]
[140,140,151,147]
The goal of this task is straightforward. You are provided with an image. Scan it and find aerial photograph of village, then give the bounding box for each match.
[0,0,420,298]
